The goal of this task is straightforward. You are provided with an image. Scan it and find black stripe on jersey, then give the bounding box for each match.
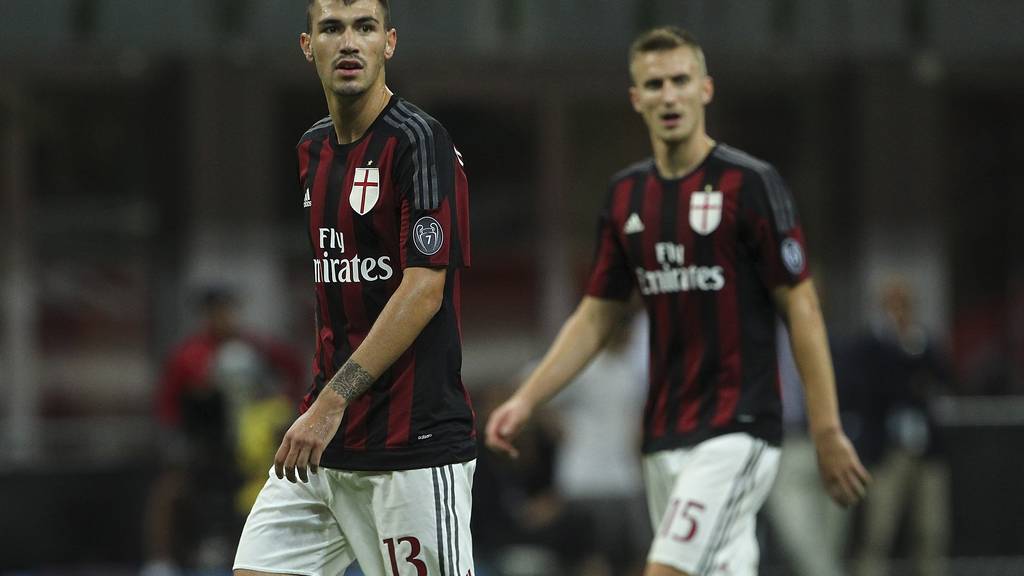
[382,111,427,210]
[301,115,333,140]
[715,144,797,233]
[357,131,395,451]
[431,468,447,576]
[694,164,726,433]
[304,137,331,384]
[624,173,647,272]
[396,101,440,210]
[695,440,764,575]
[323,147,353,376]
[660,178,687,433]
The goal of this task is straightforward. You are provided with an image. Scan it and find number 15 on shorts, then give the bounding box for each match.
[660,498,706,543]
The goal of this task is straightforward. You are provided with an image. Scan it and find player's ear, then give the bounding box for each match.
[629,85,642,114]
[701,75,714,105]
[384,28,397,60]
[300,33,314,63]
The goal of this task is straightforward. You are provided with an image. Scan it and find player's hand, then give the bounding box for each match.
[274,402,344,483]
[484,396,533,459]
[813,427,871,507]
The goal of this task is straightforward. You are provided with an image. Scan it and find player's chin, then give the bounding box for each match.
[332,81,368,97]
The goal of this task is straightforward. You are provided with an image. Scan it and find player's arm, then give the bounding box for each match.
[773,279,871,506]
[485,296,630,458]
[275,266,445,483]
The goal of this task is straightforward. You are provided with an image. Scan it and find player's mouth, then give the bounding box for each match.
[335,59,365,78]
[660,112,682,128]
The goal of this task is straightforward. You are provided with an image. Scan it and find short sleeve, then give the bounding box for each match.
[585,191,635,301]
[742,166,811,289]
[391,113,470,270]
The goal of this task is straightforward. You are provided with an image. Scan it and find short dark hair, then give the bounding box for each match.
[306,0,392,32]
[629,26,707,76]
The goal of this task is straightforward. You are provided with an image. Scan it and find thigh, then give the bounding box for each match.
[333,460,476,576]
[234,467,353,576]
[647,434,779,576]
[642,448,691,531]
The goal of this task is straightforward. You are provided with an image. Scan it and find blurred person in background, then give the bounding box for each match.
[142,287,304,576]
[486,26,869,576]
[851,278,950,576]
[551,312,651,576]
[764,320,853,576]
[234,1,476,575]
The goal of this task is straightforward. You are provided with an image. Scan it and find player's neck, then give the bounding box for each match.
[653,133,715,180]
[327,83,393,145]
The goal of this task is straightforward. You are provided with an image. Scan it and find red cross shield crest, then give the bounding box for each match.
[689,190,722,235]
[350,167,380,215]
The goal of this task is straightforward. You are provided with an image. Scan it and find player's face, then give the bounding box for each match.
[630,47,713,144]
[300,0,396,98]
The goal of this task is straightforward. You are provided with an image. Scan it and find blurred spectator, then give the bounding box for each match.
[764,320,852,576]
[141,287,304,576]
[850,278,951,576]
[551,312,650,576]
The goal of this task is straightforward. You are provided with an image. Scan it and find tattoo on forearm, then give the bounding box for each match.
[328,361,376,401]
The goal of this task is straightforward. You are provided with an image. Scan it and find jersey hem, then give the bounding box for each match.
[642,420,782,454]
[320,438,477,471]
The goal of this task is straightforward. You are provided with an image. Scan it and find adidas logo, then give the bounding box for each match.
[303,188,312,208]
[624,212,645,234]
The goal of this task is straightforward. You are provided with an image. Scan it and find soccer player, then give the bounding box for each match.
[485,27,869,576]
[233,1,475,575]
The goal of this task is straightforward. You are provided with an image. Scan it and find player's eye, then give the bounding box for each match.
[644,79,663,91]
[673,75,689,86]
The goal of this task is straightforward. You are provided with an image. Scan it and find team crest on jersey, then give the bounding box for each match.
[689,186,723,236]
[350,167,380,215]
[781,238,805,275]
[413,216,444,256]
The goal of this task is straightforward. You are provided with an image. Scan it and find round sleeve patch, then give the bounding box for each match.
[781,238,805,276]
[413,216,444,256]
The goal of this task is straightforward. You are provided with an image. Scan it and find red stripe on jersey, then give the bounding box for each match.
[399,197,411,269]
[675,170,706,435]
[452,269,476,436]
[385,350,415,447]
[586,179,633,297]
[455,160,471,266]
[711,169,744,427]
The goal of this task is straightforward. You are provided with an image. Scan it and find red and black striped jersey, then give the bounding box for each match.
[586,144,811,452]
[297,96,474,471]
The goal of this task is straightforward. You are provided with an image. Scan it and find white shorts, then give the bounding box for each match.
[234,461,475,576]
[642,433,779,576]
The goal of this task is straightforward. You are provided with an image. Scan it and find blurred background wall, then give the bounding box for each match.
[1,0,1022,574]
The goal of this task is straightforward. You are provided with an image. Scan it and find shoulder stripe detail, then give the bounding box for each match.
[383,111,425,210]
[396,101,440,210]
[764,171,797,232]
[610,158,655,185]
[300,115,333,140]
[715,145,796,232]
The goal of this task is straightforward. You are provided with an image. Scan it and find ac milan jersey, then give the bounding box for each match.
[586,144,810,453]
[297,96,475,471]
